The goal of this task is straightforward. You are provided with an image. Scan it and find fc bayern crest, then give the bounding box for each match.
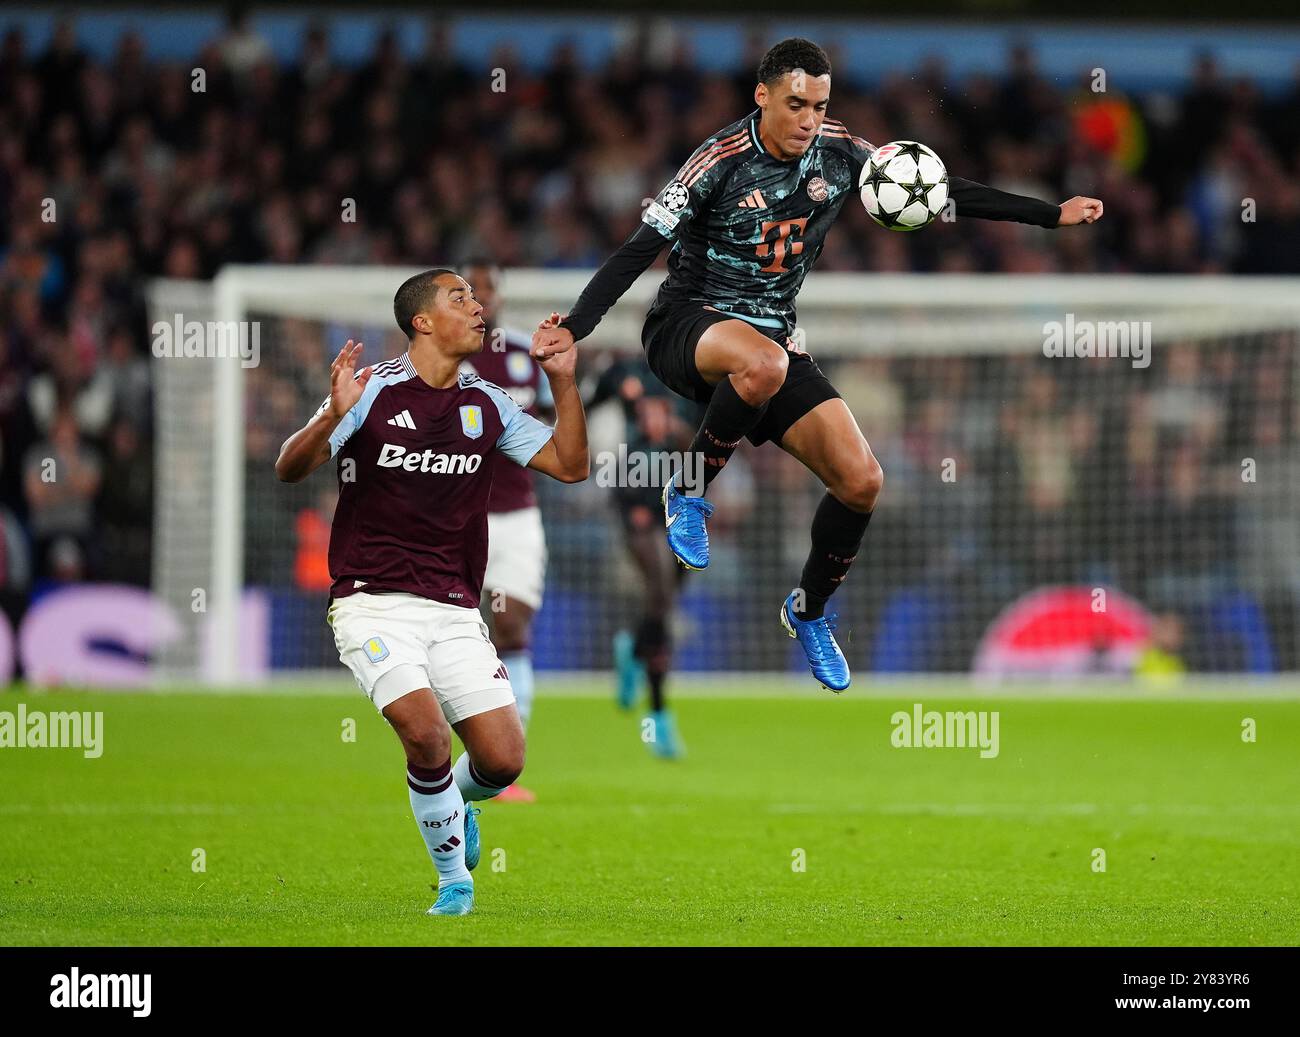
[807,176,829,202]
[459,405,484,439]
[661,180,689,213]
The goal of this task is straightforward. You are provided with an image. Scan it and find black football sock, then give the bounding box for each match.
[795,493,872,621]
[647,669,666,713]
[685,376,769,495]
[634,616,670,712]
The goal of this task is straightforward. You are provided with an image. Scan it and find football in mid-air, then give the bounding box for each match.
[858,140,949,231]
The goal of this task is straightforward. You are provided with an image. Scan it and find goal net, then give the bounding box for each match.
[147,268,1300,684]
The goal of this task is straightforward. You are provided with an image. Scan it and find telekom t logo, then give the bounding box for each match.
[756,217,808,273]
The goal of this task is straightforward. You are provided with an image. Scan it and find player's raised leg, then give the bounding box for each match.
[382,688,475,915]
[776,398,883,692]
[665,317,788,570]
[451,704,526,824]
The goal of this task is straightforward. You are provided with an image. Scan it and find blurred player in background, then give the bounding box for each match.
[460,259,553,803]
[587,354,699,759]
[275,269,588,916]
[534,36,1103,693]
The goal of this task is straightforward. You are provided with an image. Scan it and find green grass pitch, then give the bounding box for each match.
[2,682,1297,946]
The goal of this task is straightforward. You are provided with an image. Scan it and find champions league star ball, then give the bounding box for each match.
[858,140,949,231]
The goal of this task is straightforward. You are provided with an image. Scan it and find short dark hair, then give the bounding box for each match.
[756,37,831,87]
[393,267,459,337]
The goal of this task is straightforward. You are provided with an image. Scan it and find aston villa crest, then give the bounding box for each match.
[460,405,484,439]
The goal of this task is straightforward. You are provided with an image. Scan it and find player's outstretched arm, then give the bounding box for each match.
[531,223,666,359]
[948,176,1103,228]
[526,332,589,483]
[275,340,372,483]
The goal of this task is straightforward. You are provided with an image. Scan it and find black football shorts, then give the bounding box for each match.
[640,302,840,446]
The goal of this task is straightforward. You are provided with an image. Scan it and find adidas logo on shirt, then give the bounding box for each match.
[387,409,416,429]
[737,188,768,210]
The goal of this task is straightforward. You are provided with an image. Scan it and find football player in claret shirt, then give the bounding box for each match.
[459,258,553,803]
[533,37,1102,692]
[275,269,588,916]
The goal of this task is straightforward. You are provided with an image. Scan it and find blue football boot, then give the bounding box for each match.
[644,709,686,760]
[780,590,851,693]
[426,881,474,916]
[463,805,481,871]
[663,473,714,571]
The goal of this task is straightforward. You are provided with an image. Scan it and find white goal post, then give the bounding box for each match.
[148,269,1300,685]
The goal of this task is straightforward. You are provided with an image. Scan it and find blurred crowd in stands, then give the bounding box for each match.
[1,13,1299,668]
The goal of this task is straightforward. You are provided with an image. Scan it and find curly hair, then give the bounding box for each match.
[756,37,831,86]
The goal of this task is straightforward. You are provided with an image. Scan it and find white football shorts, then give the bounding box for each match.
[328,591,516,721]
[483,506,548,611]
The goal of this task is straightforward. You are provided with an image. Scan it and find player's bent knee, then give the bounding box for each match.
[735,347,788,404]
[474,748,525,788]
[866,456,884,500]
[383,692,452,766]
[397,724,452,769]
[837,456,884,513]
